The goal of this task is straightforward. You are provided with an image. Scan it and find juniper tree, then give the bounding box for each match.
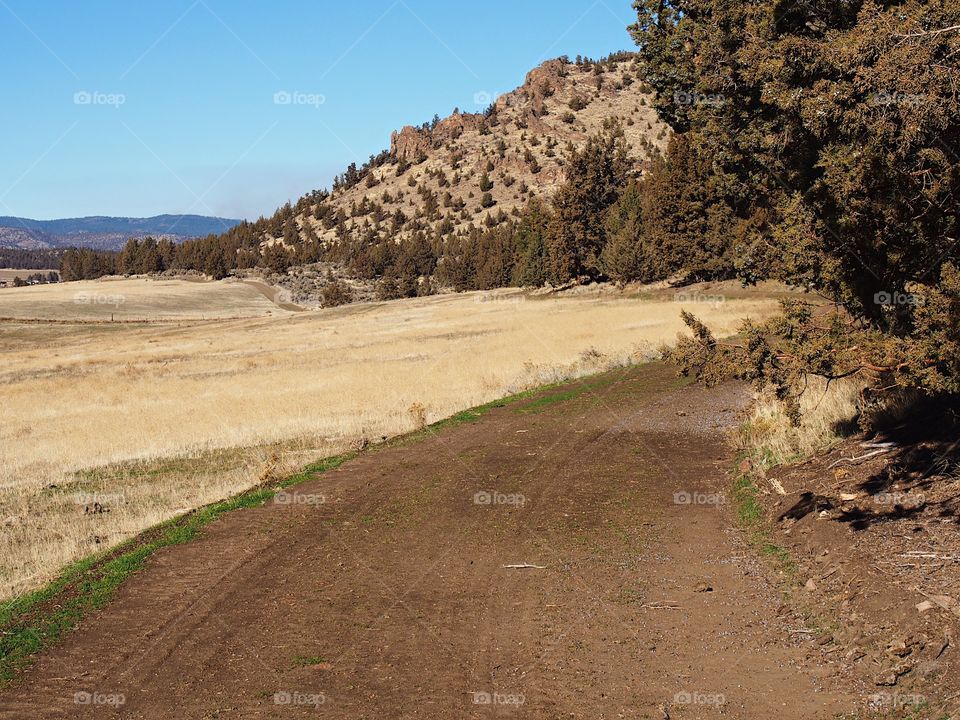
[546,123,631,284]
[633,0,960,413]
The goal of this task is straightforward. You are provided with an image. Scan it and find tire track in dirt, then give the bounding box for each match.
[0,363,866,718]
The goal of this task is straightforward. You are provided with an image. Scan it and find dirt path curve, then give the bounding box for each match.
[240,279,305,311]
[0,364,861,718]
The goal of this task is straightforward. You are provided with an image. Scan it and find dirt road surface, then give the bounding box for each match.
[0,364,863,718]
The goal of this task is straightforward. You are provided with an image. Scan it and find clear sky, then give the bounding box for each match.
[0,0,639,221]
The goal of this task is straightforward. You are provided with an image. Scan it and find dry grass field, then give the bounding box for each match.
[0,276,288,321]
[0,278,786,598]
[0,269,57,284]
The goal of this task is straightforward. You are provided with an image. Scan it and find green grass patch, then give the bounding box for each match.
[512,369,637,415]
[291,655,326,668]
[732,473,763,526]
[278,452,356,489]
[387,380,573,445]
[730,456,797,582]
[514,388,581,414]
[759,542,798,576]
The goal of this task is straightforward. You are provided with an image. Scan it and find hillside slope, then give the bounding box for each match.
[281,54,669,250]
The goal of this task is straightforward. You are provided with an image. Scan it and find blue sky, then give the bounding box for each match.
[0,0,638,221]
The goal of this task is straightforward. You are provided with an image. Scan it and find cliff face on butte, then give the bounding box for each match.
[283,54,671,249]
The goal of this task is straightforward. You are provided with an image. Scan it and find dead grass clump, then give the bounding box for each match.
[255,449,283,485]
[408,403,428,430]
[739,377,864,468]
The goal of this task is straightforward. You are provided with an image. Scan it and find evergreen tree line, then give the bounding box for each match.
[0,248,64,270]
[56,116,737,295]
[313,118,729,298]
[60,247,118,282]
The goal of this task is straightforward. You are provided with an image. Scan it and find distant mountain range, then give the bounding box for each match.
[0,215,242,251]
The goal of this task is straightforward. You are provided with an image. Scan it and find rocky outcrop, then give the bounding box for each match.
[389,59,573,162]
[389,126,432,162]
[390,112,485,162]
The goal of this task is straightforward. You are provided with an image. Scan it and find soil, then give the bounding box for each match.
[750,422,960,719]
[0,364,883,718]
[239,279,306,312]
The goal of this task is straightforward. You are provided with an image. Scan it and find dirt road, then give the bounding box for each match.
[240,279,305,311]
[0,364,863,718]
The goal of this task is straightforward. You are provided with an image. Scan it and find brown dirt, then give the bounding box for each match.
[752,426,960,718]
[0,364,870,718]
[239,279,305,311]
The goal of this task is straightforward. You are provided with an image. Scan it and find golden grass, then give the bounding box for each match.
[0,280,782,598]
[0,276,286,321]
[0,269,58,284]
[739,377,864,469]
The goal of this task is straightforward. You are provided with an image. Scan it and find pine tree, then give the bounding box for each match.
[512,199,551,288]
[546,124,630,284]
[632,0,960,410]
[601,180,647,285]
